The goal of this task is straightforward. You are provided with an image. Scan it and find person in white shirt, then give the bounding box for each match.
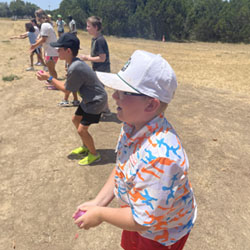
[68,16,77,36]
[31,9,58,82]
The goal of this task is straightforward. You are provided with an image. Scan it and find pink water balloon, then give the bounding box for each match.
[73,210,85,226]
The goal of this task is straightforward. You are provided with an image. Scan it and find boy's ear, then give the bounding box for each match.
[144,98,161,113]
[66,48,73,54]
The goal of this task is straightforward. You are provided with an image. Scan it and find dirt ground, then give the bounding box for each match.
[0,19,250,250]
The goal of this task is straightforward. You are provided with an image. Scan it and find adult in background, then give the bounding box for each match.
[31,9,58,84]
[56,15,65,37]
[68,16,77,36]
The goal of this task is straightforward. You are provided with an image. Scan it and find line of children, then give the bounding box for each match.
[31,17,197,249]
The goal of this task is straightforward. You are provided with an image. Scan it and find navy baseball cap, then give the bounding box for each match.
[50,33,80,50]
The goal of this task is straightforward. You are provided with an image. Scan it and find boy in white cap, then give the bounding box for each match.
[73,50,197,249]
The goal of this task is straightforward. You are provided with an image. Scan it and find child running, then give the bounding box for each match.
[10,22,45,71]
[36,33,107,166]
[73,50,197,250]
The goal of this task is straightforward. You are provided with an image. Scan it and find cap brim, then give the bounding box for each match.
[96,72,139,94]
[50,42,63,47]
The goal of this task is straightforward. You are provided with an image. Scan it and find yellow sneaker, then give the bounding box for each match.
[70,146,89,155]
[78,152,101,166]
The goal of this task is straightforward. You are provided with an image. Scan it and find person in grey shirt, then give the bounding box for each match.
[36,33,107,166]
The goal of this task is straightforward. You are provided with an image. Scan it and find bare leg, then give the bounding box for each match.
[72,115,81,130]
[64,92,70,101]
[78,124,97,155]
[72,115,97,155]
[72,92,78,101]
[46,60,57,79]
[37,52,46,66]
[30,52,34,67]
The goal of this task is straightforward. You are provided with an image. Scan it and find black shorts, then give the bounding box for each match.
[32,47,41,54]
[75,105,101,126]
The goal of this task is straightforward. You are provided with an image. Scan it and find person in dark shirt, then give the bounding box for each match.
[80,16,111,116]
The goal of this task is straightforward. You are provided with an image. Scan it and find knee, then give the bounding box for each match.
[78,125,88,136]
[72,115,78,125]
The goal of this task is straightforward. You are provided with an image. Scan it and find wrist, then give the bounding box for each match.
[47,76,53,83]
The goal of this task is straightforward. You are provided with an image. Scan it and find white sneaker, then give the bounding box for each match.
[43,66,48,72]
[26,67,34,71]
[35,62,42,66]
[58,100,70,107]
[71,100,80,106]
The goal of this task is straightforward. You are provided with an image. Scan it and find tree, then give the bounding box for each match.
[9,0,26,17]
[0,2,11,17]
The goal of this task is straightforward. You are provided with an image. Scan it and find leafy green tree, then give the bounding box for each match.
[59,0,90,28]
[25,2,39,17]
[0,2,11,17]
[9,0,26,17]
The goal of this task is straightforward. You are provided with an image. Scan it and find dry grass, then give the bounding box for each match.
[1,19,250,250]
[78,29,250,96]
[2,18,250,95]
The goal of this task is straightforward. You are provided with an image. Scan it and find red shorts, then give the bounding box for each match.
[121,230,189,250]
[45,56,58,63]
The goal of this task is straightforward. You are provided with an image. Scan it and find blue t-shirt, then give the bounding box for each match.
[28,31,37,45]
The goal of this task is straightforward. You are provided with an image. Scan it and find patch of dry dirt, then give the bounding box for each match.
[0,19,250,250]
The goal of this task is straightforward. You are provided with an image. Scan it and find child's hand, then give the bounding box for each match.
[75,199,99,212]
[30,44,36,52]
[36,70,49,81]
[74,206,103,230]
[79,54,89,61]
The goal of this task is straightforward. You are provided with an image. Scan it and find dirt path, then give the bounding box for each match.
[0,19,250,250]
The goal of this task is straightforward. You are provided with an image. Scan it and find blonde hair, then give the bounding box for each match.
[87,16,102,31]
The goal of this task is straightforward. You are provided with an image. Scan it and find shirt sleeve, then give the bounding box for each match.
[40,23,49,37]
[95,38,106,55]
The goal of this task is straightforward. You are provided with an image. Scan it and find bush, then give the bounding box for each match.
[2,74,21,81]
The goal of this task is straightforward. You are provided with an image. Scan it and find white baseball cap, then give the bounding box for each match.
[96,50,177,103]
